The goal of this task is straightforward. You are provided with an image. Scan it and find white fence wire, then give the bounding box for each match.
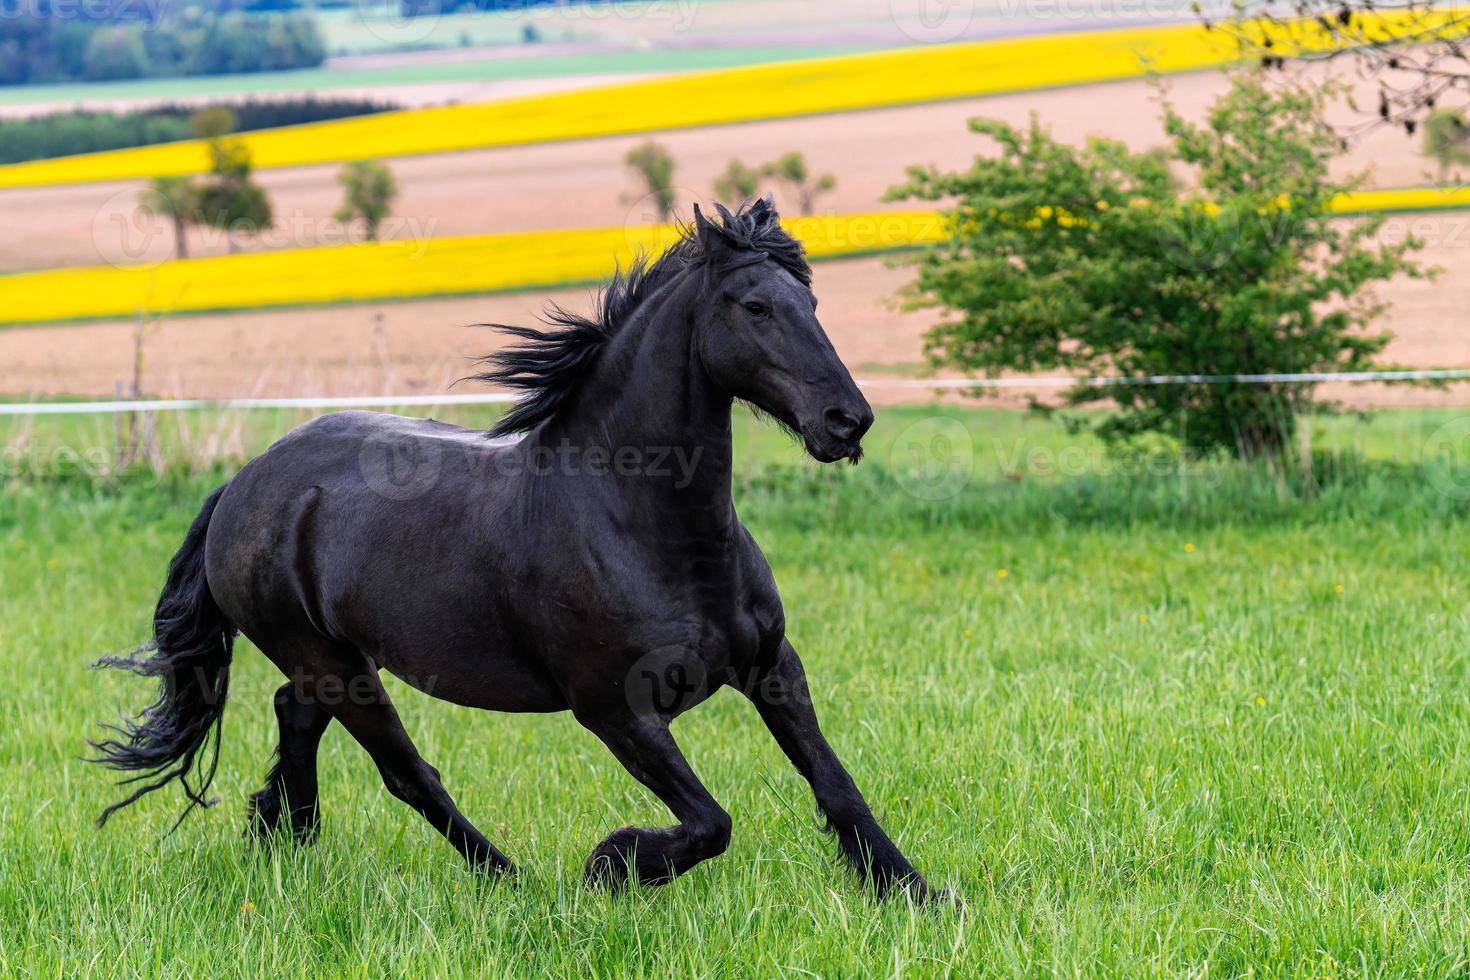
[1,369,1468,416]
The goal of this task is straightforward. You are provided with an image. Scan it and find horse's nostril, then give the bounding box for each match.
[824,408,861,440]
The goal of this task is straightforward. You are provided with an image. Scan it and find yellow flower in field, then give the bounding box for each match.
[1184,543,1195,553]
[1274,193,1291,210]
[1202,201,1222,218]
[996,569,1007,578]
[1128,197,1152,209]
[242,901,255,913]
[963,629,973,638]
[1037,206,1054,220]
[1255,697,1266,706]
[1335,584,1344,594]
[1095,200,1111,211]
[1138,613,1148,623]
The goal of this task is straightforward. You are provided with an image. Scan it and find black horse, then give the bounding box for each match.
[91,198,935,900]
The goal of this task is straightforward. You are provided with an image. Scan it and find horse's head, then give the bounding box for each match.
[691,200,873,463]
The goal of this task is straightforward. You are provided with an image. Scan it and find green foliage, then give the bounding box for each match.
[1422,107,1470,179]
[712,158,761,206]
[887,72,1429,459]
[625,141,677,222]
[334,160,398,241]
[0,10,325,88]
[762,150,836,215]
[81,26,148,82]
[0,99,393,167]
[139,176,200,261]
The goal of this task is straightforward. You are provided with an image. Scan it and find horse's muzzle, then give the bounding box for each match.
[803,403,873,463]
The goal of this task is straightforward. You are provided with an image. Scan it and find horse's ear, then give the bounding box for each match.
[693,202,735,265]
[750,194,778,221]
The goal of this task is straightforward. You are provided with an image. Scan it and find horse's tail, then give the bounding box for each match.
[89,484,236,829]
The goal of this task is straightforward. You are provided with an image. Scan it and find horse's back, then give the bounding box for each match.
[201,412,538,684]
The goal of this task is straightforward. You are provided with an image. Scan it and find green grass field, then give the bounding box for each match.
[2,404,1469,975]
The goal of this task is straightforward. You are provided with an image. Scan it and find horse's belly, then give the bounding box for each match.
[382,652,569,713]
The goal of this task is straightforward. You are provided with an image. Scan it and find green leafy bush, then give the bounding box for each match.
[887,72,1430,459]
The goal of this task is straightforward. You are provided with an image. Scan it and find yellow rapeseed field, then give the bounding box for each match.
[2,187,1463,327]
[0,211,947,326]
[5,10,1464,190]
[0,19,1295,189]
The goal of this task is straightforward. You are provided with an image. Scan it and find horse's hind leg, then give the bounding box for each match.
[314,660,515,874]
[579,711,731,889]
[248,681,332,841]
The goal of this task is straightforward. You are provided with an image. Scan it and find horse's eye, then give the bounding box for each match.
[742,302,768,318]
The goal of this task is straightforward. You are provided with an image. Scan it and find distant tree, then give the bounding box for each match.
[82,26,146,82]
[713,158,761,206]
[191,109,273,253]
[1422,107,1470,180]
[625,141,676,222]
[190,106,236,141]
[762,151,835,215]
[334,160,398,241]
[139,175,200,261]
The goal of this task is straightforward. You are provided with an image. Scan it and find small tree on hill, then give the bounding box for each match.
[625,141,676,222]
[139,175,199,260]
[713,158,761,206]
[1422,107,1470,180]
[762,151,835,215]
[887,72,1430,460]
[334,160,397,241]
[190,107,272,252]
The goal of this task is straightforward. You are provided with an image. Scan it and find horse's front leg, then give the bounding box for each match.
[740,639,935,901]
[577,709,732,890]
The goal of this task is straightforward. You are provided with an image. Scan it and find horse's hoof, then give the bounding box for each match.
[909,880,964,909]
[583,826,641,890]
[882,873,960,907]
[244,790,280,840]
[471,858,518,880]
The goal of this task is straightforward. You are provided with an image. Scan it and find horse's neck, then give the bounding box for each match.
[537,275,736,521]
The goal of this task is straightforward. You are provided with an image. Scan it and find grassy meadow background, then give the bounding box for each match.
[1,403,1469,974]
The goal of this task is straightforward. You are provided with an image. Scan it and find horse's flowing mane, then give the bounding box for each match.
[468,197,811,437]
